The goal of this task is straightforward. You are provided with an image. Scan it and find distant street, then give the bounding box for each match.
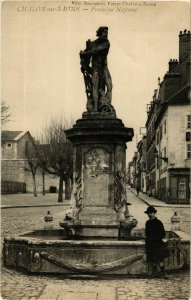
[126,188,190,235]
[1,192,190,300]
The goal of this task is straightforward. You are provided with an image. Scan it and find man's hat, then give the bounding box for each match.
[96,26,108,37]
[144,206,157,214]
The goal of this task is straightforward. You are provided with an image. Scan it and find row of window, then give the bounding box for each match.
[187,143,191,159]
[156,115,191,159]
[156,120,166,145]
[157,144,190,161]
[186,115,191,159]
[156,115,191,145]
[187,114,191,129]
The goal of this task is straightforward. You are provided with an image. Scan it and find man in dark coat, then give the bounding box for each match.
[145,206,168,278]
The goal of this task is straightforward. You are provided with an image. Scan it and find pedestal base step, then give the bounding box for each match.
[59,223,120,238]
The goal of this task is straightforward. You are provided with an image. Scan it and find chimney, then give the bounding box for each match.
[168,59,178,72]
[179,29,191,63]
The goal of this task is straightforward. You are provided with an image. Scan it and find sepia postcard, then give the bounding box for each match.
[1,1,190,300]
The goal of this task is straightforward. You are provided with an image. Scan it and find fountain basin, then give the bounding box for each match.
[3,229,190,275]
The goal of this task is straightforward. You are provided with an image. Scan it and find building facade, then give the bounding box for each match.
[129,30,190,204]
[1,131,59,193]
[137,136,147,194]
[145,97,157,197]
[146,30,191,204]
[127,152,137,188]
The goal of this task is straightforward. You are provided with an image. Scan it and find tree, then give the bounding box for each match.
[37,118,74,202]
[25,139,39,197]
[41,168,46,196]
[1,101,11,126]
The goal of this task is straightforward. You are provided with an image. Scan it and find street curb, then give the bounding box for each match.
[128,188,150,206]
[128,188,190,208]
[1,203,70,209]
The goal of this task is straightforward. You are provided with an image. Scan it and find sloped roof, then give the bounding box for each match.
[1,131,27,142]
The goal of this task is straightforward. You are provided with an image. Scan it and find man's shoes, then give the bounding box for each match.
[149,273,160,278]
[159,267,169,279]
[159,271,168,279]
[149,266,160,278]
[149,266,168,279]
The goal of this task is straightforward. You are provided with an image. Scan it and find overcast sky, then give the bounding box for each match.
[2,0,190,162]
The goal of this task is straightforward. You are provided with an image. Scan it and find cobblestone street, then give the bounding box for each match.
[1,193,190,300]
[1,269,189,300]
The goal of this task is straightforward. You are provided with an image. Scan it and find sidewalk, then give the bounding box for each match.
[128,186,190,208]
[2,188,190,209]
[1,193,71,209]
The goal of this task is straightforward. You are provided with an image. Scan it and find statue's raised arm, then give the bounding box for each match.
[80,27,115,113]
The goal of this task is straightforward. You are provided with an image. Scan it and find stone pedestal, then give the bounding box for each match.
[64,112,134,238]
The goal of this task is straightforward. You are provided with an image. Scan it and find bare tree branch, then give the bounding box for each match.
[1,101,11,125]
[37,117,74,202]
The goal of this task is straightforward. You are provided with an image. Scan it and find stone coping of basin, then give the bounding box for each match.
[4,236,145,246]
[168,230,190,241]
[59,223,120,228]
[4,230,190,245]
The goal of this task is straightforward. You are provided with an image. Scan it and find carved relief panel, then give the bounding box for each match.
[83,147,112,207]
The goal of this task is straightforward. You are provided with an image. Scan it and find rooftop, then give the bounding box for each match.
[1,131,27,142]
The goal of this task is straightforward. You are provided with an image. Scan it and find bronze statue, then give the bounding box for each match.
[80,27,115,113]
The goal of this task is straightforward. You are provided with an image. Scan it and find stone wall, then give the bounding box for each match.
[1,159,59,193]
[17,133,34,159]
[1,142,17,159]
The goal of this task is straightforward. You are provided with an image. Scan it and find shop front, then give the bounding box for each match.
[169,168,190,204]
